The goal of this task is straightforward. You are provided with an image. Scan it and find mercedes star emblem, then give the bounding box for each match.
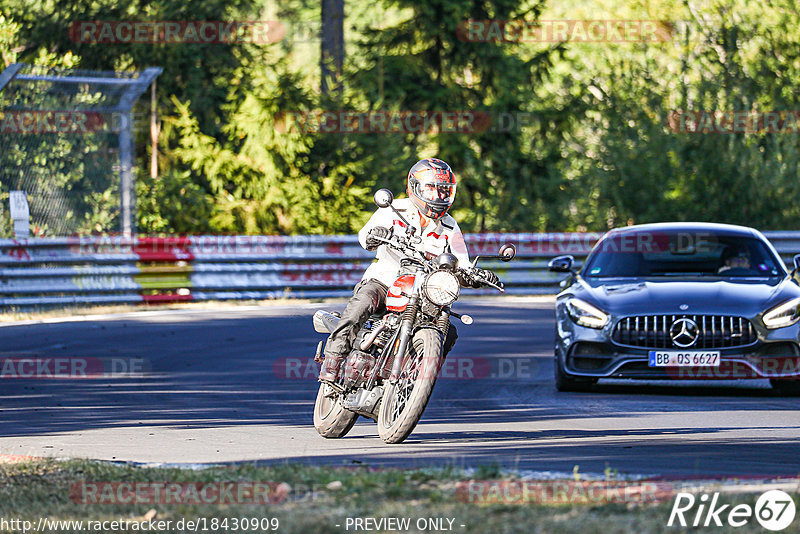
[670,318,700,348]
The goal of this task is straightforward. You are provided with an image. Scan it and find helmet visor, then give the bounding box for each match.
[416,180,456,205]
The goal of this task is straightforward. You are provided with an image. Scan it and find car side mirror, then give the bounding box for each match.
[548,255,575,273]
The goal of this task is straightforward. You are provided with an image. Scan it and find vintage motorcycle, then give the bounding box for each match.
[311,189,515,444]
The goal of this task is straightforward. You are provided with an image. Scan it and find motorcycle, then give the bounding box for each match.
[311,188,515,444]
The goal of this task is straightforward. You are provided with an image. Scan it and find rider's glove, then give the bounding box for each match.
[475,268,500,288]
[365,226,392,251]
[459,268,500,289]
[470,268,501,288]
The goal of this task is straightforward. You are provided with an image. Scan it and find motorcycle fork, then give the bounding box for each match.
[437,310,450,340]
[389,296,420,383]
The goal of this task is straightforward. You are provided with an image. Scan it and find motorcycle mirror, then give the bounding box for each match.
[459,314,474,325]
[374,188,415,234]
[374,189,394,209]
[498,243,516,262]
[470,242,517,267]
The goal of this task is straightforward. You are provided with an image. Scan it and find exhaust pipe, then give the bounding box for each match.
[360,323,387,351]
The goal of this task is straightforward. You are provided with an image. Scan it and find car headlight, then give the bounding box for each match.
[762,297,800,329]
[566,298,609,329]
[423,270,460,306]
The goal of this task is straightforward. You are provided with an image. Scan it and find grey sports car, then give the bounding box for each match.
[548,222,800,394]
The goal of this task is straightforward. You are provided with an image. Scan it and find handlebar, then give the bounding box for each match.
[372,234,505,292]
[372,234,425,261]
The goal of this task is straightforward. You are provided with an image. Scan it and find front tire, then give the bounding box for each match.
[313,382,358,438]
[378,329,444,444]
[554,349,596,392]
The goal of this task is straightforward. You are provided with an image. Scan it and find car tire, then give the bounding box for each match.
[769,378,800,396]
[554,350,596,392]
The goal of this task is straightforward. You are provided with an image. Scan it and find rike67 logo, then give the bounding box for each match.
[668,490,796,531]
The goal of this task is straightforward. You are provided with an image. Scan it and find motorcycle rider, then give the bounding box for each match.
[319,157,500,382]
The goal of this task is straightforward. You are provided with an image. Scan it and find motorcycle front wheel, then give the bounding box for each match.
[313,382,358,438]
[378,328,444,444]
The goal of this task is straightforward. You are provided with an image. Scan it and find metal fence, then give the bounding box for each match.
[1,232,799,309]
[0,63,161,238]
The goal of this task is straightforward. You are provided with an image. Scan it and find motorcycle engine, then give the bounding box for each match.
[342,349,376,388]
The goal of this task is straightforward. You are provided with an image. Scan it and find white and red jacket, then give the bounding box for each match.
[357,197,470,287]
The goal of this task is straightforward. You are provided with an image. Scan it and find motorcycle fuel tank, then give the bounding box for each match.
[385,274,416,312]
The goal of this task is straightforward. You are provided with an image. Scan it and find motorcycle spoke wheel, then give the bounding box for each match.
[389,351,423,424]
[378,329,443,444]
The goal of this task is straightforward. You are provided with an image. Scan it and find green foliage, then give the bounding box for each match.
[4,0,800,234]
[348,0,578,232]
[559,0,800,230]
[137,169,215,234]
[0,15,118,236]
[1,0,259,137]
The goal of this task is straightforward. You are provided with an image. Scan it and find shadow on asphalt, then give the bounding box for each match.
[0,303,797,476]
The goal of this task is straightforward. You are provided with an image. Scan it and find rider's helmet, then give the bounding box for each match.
[406,158,457,220]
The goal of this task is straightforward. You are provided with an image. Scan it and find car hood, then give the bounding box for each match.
[573,276,800,317]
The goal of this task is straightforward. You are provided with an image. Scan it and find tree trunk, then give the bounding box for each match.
[320,0,344,95]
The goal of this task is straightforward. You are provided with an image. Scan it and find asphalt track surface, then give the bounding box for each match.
[0,298,798,478]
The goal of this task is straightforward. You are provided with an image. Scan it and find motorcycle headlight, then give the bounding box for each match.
[423,270,460,306]
[566,298,609,329]
[762,297,800,329]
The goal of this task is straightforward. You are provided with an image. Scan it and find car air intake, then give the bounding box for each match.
[612,315,757,349]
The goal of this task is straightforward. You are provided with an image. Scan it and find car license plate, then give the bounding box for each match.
[648,351,720,367]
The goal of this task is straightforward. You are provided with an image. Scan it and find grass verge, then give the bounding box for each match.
[0,459,796,533]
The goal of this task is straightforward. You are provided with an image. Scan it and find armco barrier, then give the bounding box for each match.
[0,232,797,308]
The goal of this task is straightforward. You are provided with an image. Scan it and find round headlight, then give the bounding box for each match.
[423,270,460,306]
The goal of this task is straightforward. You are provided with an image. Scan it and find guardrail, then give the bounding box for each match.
[0,232,798,308]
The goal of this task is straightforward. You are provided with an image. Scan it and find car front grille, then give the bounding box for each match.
[612,314,758,349]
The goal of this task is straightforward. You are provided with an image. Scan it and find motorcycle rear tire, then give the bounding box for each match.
[313,383,358,438]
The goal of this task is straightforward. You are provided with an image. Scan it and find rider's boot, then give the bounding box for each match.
[318,353,345,382]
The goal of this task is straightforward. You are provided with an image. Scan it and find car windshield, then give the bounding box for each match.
[582,230,784,278]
